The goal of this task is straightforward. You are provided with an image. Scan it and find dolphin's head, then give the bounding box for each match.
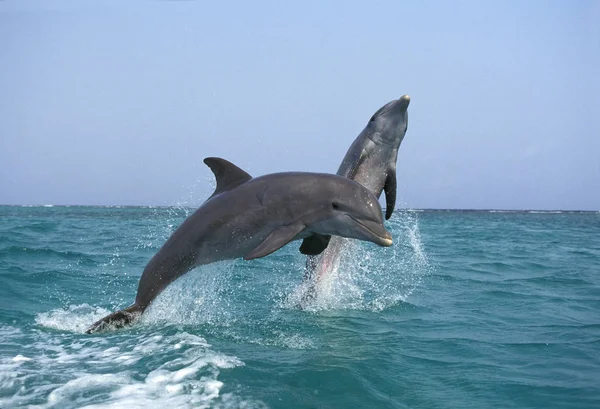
[365,94,410,146]
[307,177,393,247]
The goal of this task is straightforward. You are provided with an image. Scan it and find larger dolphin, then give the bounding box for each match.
[86,157,392,333]
[302,95,410,297]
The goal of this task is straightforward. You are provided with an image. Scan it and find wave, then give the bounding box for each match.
[7,220,60,233]
[0,306,266,409]
[0,245,97,263]
[527,210,563,214]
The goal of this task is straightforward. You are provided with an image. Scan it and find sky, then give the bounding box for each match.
[1,1,599,210]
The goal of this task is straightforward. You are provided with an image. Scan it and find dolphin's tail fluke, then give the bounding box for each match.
[85,304,143,334]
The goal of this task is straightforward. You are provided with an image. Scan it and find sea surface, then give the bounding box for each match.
[0,205,599,409]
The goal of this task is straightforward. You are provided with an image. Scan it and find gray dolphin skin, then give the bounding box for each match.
[86,157,392,333]
[302,95,410,295]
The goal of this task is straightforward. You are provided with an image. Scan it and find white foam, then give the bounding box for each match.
[527,210,562,214]
[0,322,254,409]
[47,373,130,406]
[35,304,114,333]
[0,352,27,395]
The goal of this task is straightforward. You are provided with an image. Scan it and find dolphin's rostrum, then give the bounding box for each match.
[86,158,392,333]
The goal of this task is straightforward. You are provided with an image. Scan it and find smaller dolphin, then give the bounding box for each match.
[338,94,411,219]
[86,157,392,333]
[302,95,410,298]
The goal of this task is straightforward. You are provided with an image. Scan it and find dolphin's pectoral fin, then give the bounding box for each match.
[203,157,253,199]
[299,234,331,255]
[384,169,397,220]
[244,223,306,260]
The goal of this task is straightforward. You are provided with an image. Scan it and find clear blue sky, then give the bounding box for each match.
[1,1,599,210]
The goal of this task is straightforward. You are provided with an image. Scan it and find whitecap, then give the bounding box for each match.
[0,326,254,409]
[35,304,114,333]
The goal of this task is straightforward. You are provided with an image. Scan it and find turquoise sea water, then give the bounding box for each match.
[0,205,599,408]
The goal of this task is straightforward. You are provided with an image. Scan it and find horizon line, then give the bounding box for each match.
[1,204,598,213]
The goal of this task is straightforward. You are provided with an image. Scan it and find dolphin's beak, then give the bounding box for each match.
[351,217,393,247]
[395,94,410,111]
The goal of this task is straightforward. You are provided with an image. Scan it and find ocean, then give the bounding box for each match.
[0,205,598,408]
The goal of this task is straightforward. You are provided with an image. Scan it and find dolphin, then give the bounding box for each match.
[302,95,410,297]
[86,157,392,333]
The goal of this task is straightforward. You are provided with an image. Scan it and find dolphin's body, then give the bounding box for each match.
[87,157,392,333]
[302,95,410,299]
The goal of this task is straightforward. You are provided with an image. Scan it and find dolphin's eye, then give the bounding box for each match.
[332,202,340,210]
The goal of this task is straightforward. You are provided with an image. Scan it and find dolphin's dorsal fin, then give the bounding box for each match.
[203,157,252,199]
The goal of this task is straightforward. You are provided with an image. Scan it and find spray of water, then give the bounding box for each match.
[282,209,431,312]
[142,260,238,328]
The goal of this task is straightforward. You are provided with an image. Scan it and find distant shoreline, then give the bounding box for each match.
[1,204,598,213]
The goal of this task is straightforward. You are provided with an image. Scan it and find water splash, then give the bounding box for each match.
[36,304,114,333]
[283,210,431,312]
[0,325,252,409]
[142,260,238,328]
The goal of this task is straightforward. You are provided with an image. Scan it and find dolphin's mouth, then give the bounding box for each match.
[350,216,393,247]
